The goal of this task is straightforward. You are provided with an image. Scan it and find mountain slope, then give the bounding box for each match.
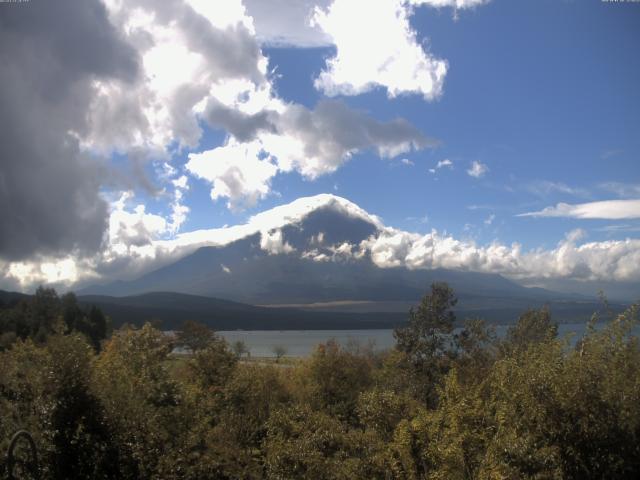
[80,194,593,319]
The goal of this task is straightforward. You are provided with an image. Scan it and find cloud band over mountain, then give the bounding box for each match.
[3,195,640,293]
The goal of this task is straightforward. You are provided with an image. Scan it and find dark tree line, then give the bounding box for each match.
[0,286,109,351]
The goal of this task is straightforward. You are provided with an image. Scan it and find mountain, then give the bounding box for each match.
[80,194,605,324]
[0,289,30,306]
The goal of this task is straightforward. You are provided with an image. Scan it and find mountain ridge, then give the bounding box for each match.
[78,194,600,323]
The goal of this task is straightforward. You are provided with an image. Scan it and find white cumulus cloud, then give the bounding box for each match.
[190,99,430,208]
[360,226,640,283]
[84,0,269,154]
[260,229,295,255]
[312,0,448,100]
[467,160,488,178]
[83,0,435,217]
[242,0,333,47]
[430,158,453,173]
[186,140,278,211]
[484,214,495,226]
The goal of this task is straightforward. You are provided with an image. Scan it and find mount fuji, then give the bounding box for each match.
[79,195,605,326]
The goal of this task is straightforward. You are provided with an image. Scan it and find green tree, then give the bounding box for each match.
[188,334,237,390]
[91,323,184,479]
[454,318,497,385]
[177,320,215,352]
[61,292,109,350]
[0,334,118,480]
[357,388,417,441]
[232,339,249,358]
[394,282,458,406]
[265,404,389,480]
[272,344,287,362]
[193,364,291,479]
[31,286,60,339]
[299,339,373,422]
[502,307,557,354]
[0,288,108,350]
[44,334,118,479]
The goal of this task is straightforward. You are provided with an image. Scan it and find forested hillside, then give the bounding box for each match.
[1,284,639,479]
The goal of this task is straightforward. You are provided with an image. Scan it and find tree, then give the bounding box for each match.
[61,291,83,332]
[300,339,373,422]
[265,404,390,479]
[272,344,287,362]
[201,364,291,478]
[45,334,118,478]
[188,336,237,389]
[86,305,109,348]
[454,318,498,384]
[232,339,249,358]
[176,320,214,352]
[31,286,60,337]
[502,307,557,354]
[62,292,109,350]
[92,323,182,478]
[0,333,118,479]
[0,288,109,349]
[395,282,457,360]
[393,282,458,405]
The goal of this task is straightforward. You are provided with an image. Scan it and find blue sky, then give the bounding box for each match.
[1,0,639,294]
[173,0,640,250]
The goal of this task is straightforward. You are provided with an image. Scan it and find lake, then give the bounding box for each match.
[217,322,637,358]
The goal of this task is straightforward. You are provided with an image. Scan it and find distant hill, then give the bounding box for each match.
[0,289,29,306]
[78,291,616,330]
[77,291,408,330]
[2,288,617,330]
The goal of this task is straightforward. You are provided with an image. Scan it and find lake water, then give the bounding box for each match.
[217,322,637,358]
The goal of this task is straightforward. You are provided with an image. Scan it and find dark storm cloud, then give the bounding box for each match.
[0,0,139,260]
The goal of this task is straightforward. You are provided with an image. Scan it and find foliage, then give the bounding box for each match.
[0,287,109,351]
[393,282,458,406]
[264,404,390,480]
[232,340,249,358]
[297,339,374,422]
[187,333,237,391]
[272,345,286,361]
[502,307,558,354]
[176,320,215,352]
[0,285,639,479]
[0,334,117,479]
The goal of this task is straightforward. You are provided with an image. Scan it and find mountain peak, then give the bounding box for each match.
[80,193,574,308]
[170,193,383,251]
[249,193,384,232]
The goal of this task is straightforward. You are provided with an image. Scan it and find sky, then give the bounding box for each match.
[0,0,639,298]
